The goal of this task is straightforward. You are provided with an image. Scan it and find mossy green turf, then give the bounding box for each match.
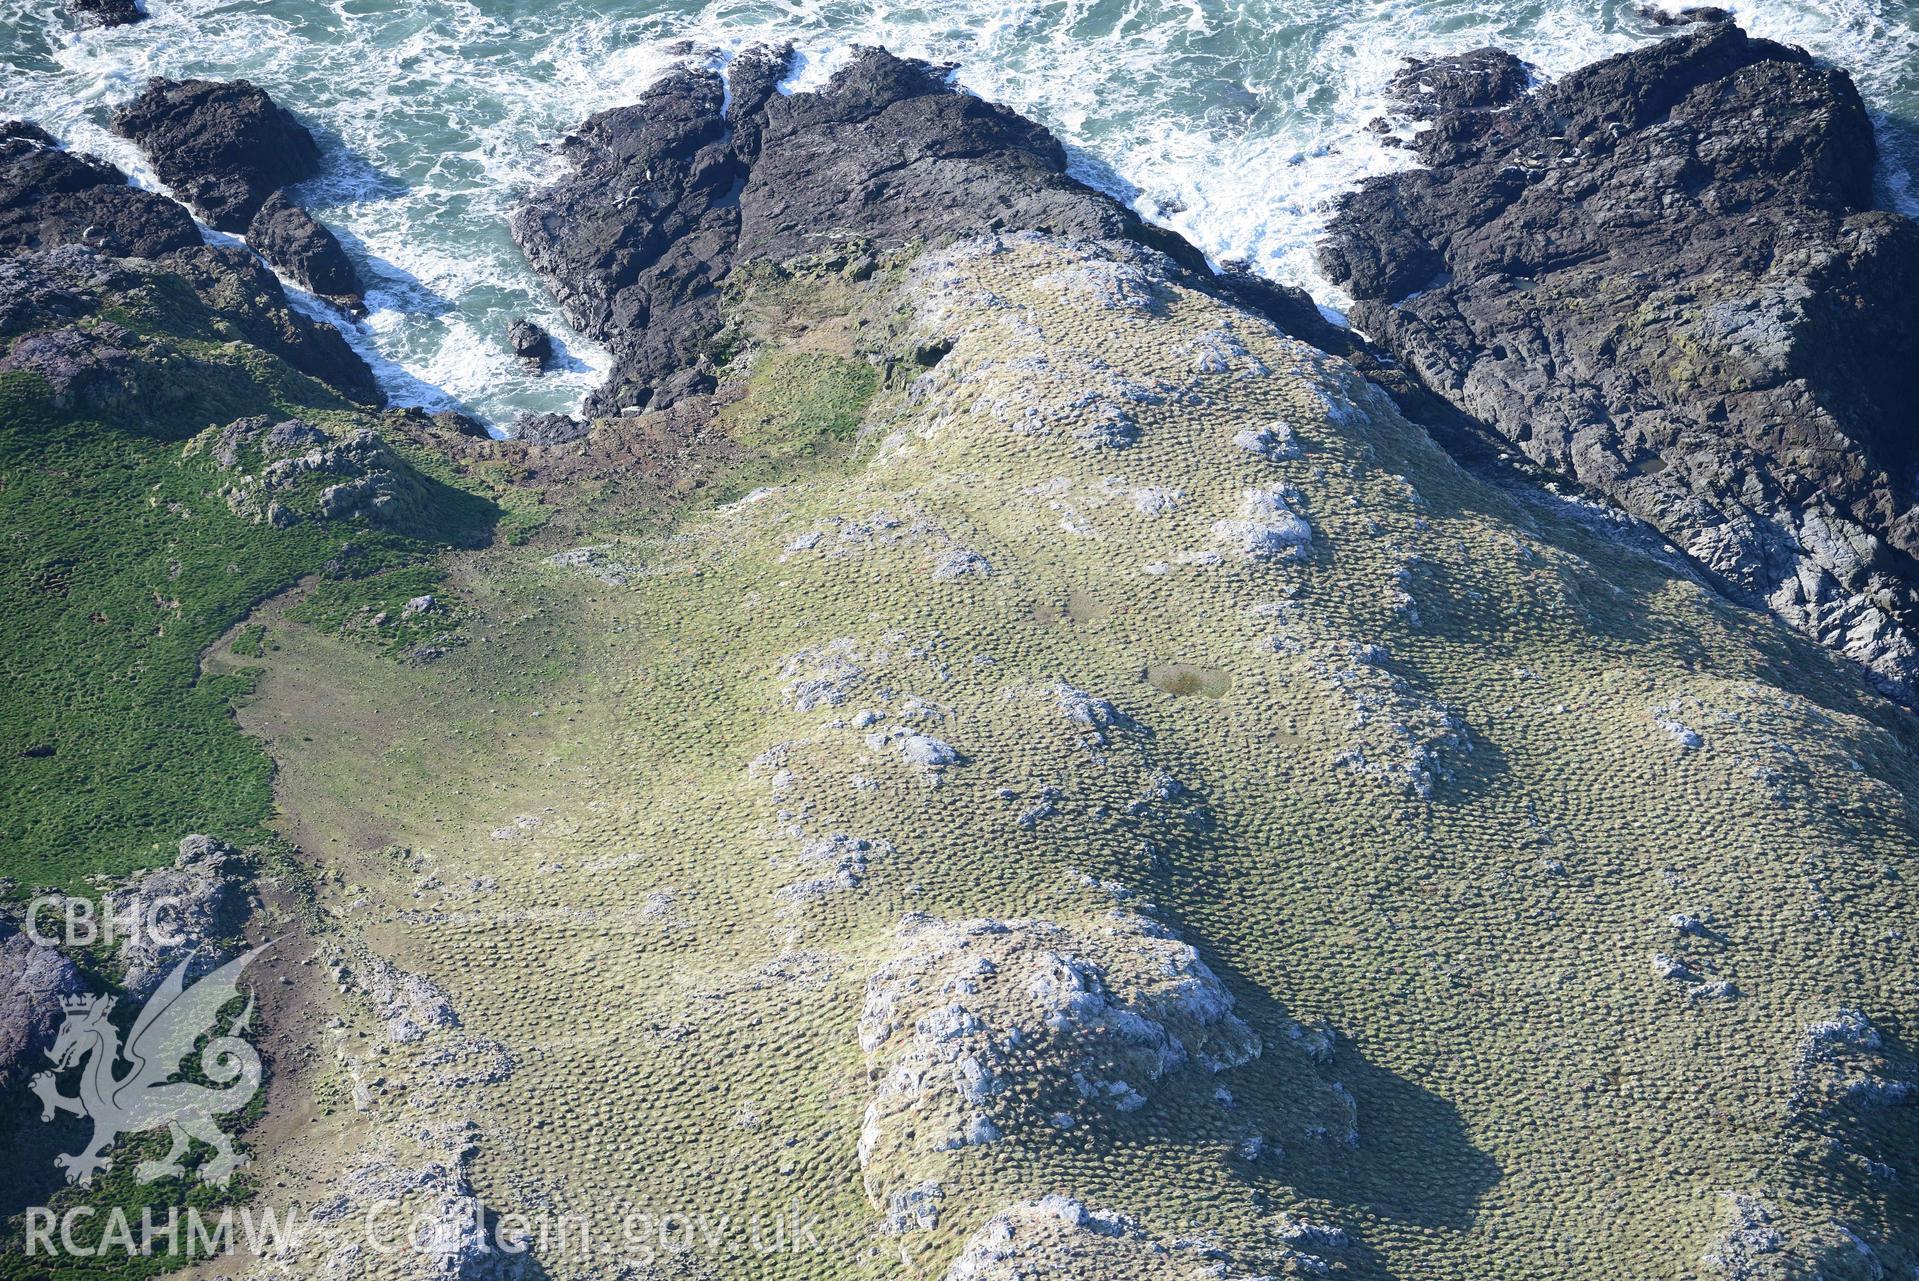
[233,237,1918,1280]
[0,359,501,895]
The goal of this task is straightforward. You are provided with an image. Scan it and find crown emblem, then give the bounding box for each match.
[60,993,106,1015]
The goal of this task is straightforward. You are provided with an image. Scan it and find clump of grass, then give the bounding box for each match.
[723,350,880,463]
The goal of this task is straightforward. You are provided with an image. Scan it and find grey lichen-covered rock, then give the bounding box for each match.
[942,1197,1283,1281]
[106,834,252,996]
[857,911,1264,1218]
[200,418,435,530]
[0,924,86,1086]
[111,77,324,231]
[1319,24,1919,702]
[1701,1193,1890,1280]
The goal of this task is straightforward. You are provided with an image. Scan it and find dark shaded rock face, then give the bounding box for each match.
[161,243,382,404]
[507,318,552,369]
[248,189,363,308]
[0,926,86,1087]
[1320,25,1919,701]
[513,411,588,445]
[1387,48,1531,118]
[112,77,323,230]
[512,46,1219,417]
[0,126,200,259]
[69,0,143,26]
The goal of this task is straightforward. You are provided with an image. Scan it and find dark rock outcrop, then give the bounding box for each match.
[506,318,552,370]
[248,189,363,309]
[112,77,323,230]
[1640,5,1732,27]
[1320,26,1919,701]
[161,242,381,404]
[0,321,142,411]
[69,0,143,26]
[0,123,200,258]
[512,45,1218,417]
[1386,48,1531,118]
[513,411,588,445]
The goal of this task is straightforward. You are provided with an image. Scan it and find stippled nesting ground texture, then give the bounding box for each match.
[238,234,1919,1281]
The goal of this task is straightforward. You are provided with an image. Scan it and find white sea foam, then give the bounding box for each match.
[1,0,1914,426]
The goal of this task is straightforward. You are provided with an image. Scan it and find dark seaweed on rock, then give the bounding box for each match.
[1320,24,1919,702]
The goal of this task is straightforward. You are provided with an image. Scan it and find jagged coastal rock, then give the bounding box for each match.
[5,16,1919,1281]
[1321,25,1919,701]
[509,45,1343,418]
[0,120,382,405]
[112,77,325,231]
[111,77,372,314]
[247,189,364,310]
[68,0,143,28]
[506,317,552,370]
[0,122,199,258]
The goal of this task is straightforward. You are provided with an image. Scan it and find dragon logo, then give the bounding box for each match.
[30,944,268,1187]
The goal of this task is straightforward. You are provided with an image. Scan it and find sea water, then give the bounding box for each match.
[1,0,1914,429]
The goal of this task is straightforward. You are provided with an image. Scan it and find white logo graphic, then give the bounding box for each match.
[31,944,269,1188]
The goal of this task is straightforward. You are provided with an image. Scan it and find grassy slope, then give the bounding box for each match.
[0,300,506,1276]
[227,238,1919,1280]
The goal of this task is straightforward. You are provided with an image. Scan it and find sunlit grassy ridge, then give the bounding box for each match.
[242,234,1918,1280]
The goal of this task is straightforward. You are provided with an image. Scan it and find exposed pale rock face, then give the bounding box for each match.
[857,911,1263,1220]
[941,1197,1308,1281]
[1320,25,1919,702]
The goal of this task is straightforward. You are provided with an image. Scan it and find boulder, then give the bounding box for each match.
[112,77,323,230]
[1319,25,1919,701]
[506,318,551,369]
[248,189,363,308]
[0,122,200,258]
[1386,47,1531,117]
[69,0,143,26]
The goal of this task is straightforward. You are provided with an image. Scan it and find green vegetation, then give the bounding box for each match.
[0,360,497,894]
[228,624,268,658]
[722,349,880,462]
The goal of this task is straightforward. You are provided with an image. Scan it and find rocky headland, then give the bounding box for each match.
[2,21,1917,1281]
[1321,24,1919,702]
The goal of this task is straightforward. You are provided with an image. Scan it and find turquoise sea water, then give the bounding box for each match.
[2,0,1915,428]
